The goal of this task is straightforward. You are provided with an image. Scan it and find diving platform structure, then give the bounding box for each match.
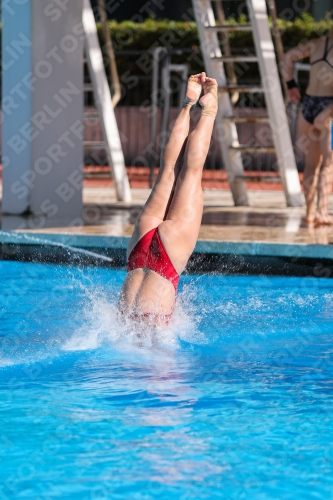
[192,0,303,207]
[2,0,131,219]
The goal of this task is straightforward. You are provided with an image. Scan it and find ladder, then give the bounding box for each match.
[192,0,303,207]
[82,0,131,202]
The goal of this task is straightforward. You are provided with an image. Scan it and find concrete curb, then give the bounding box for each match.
[0,231,332,260]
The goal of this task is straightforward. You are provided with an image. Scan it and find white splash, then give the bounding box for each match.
[61,284,205,355]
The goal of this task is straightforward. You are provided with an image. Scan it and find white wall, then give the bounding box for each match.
[2,0,83,218]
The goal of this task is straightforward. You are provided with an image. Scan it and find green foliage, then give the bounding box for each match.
[99,14,333,53]
[98,18,200,51]
[278,13,333,46]
[95,15,333,80]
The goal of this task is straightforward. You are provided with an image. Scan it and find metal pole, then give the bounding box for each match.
[215,1,239,105]
[247,0,302,206]
[83,0,131,202]
[97,0,121,107]
[266,0,289,104]
[177,64,189,111]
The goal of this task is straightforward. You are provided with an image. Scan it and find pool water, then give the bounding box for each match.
[1,260,333,499]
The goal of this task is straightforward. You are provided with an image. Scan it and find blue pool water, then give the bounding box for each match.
[1,260,333,499]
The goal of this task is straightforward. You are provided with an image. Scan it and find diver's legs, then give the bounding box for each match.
[298,113,322,223]
[313,105,333,224]
[158,77,218,273]
[126,73,204,257]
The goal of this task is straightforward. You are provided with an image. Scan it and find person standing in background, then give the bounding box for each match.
[282,32,333,224]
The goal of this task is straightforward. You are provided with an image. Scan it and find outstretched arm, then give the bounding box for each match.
[281,41,313,104]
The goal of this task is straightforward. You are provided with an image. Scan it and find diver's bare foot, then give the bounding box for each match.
[305,214,315,225]
[183,72,204,108]
[199,76,218,117]
[314,213,333,225]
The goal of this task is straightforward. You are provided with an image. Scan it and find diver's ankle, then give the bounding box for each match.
[182,96,197,109]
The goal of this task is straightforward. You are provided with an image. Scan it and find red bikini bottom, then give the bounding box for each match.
[127,227,179,291]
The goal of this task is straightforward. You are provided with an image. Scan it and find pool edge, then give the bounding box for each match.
[0,231,332,277]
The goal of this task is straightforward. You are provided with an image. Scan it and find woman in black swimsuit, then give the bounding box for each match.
[282,34,333,225]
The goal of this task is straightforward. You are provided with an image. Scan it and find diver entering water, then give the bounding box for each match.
[282,32,333,225]
[118,72,218,326]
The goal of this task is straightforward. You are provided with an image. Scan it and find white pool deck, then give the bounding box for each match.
[1,185,333,260]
